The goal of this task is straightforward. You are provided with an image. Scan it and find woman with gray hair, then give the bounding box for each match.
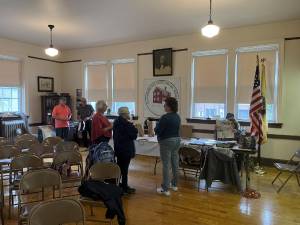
[113,107,138,194]
[91,100,112,144]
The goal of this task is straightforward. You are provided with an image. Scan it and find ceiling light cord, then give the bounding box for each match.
[209,0,212,23]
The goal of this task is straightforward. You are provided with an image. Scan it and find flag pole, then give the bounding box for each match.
[255,56,266,175]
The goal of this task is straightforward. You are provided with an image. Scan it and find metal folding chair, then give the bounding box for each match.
[272,149,300,193]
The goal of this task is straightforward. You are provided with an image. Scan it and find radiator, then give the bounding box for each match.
[1,120,26,143]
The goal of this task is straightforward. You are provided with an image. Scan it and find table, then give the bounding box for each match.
[134,136,257,192]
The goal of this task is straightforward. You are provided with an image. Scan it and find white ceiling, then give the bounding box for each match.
[0,0,299,50]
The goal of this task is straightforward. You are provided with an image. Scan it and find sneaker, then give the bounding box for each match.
[156,187,170,196]
[170,185,178,192]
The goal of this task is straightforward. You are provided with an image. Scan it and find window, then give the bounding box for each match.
[0,87,21,112]
[85,62,109,107]
[0,58,22,113]
[112,59,136,115]
[191,49,228,119]
[85,59,136,115]
[235,44,279,122]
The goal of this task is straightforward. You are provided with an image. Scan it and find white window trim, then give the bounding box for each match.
[191,49,229,119]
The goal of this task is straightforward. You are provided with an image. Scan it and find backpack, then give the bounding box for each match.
[91,142,115,163]
[83,142,115,180]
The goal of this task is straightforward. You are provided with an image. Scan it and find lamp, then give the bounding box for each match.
[201,0,220,38]
[45,25,59,57]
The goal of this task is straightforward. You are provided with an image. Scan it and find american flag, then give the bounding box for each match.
[250,62,264,143]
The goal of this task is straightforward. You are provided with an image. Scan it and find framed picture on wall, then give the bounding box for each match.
[153,48,172,76]
[38,76,54,92]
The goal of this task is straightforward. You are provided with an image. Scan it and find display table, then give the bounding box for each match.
[134,136,257,194]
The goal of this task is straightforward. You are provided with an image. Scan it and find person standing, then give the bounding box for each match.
[113,107,138,194]
[52,97,72,140]
[91,100,112,144]
[77,97,94,147]
[155,97,181,196]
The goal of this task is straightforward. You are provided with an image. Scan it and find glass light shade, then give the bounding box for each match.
[45,47,59,57]
[201,23,220,38]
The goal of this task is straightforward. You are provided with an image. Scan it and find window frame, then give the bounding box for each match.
[190,49,229,119]
[0,86,21,113]
[111,58,136,115]
[84,58,137,115]
[234,44,279,122]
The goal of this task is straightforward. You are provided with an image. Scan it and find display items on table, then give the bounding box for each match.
[38,76,54,92]
[153,48,172,76]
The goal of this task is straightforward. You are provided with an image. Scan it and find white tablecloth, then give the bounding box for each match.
[134,136,221,157]
[135,136,160,157]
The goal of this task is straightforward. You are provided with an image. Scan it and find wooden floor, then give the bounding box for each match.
[3,154,300,225]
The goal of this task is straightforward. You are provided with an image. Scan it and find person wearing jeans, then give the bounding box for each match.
[155,97,181,196]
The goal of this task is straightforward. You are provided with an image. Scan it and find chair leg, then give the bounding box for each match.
[90,205,94,216]
[277,173,294,193]
[295,173,300,186]
[272,171,282,184]
[183,168,186,180]
[8,189,12,218]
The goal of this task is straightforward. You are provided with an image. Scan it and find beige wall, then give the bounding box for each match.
[1,19,299,160]
[61,19,300,160]
[0,38,63,123]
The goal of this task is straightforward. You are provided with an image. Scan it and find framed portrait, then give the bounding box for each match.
[38,76,54,92]
[153,48,172,76]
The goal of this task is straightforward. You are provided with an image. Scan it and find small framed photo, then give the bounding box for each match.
[153,48,172,76]
[38,76,54,92]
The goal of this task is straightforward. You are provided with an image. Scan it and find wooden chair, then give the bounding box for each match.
[272,149,300,193]
[80,162,121,224]
[28,198,85,225]
[18,169,62,225]
[8,154,43,218]
[55,141,79,153]
[52,151,83,196]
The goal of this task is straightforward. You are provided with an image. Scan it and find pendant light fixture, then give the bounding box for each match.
[45,25,59,57]
[201,0,220,38]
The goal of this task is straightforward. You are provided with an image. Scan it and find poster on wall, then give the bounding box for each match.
[144,78,180,118]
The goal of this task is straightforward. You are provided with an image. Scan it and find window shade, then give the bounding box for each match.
[0,60,21,86]
[113,62,136,102]
[236,50,276,104]
[193,54,227,103]
[86,64,108,101]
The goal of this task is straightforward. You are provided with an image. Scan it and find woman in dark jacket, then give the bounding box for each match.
[113,107,138,194]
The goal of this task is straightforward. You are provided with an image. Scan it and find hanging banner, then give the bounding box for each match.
[144,78,180,118]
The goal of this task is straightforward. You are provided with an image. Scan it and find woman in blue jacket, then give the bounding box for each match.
[113,107,138,194]
[155,97,181,196]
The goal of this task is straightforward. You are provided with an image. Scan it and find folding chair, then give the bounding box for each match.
[18,169,62,225]
[42,136,63,149]
[28,198,85,225]
[272,149,300,193]
[55,141,79,153]
[80,162,121,224]
[52,151,83,196]
[8,154,43,218]
[16,139,39,151]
